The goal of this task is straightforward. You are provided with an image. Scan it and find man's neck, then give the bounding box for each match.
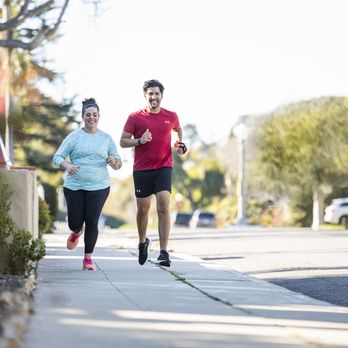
[147,106,161,114]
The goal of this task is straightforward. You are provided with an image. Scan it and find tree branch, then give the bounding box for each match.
[0,0,70,50]
[0,0,55,31]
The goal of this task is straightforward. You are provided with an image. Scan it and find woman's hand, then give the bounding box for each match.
[61,161,80,175]
[107,156,122,170]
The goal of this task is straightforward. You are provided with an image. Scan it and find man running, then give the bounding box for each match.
[120,79,187,267]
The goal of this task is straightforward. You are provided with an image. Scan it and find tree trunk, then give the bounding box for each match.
[311,188,326,230]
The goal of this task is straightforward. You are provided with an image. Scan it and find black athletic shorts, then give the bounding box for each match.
[133,167,172,198]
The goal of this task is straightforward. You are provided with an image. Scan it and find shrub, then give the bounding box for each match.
[0,182,46,275]
[39,197,52,237]
[0,183,14,246]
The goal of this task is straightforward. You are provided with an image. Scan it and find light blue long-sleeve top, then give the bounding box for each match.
[53,128,121,191]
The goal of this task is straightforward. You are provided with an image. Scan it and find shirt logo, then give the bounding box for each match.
[165,120,170,124]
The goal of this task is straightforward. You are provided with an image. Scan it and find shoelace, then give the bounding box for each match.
[84,258,93,265]
[70,234,79,242]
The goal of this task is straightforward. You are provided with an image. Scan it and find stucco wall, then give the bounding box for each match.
[0,169,38,238]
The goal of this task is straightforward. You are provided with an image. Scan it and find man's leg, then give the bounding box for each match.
[156,190,171,250]
[136,196,152,265]
[136,196,152,243]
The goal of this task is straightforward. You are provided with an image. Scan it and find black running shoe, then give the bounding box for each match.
[138,238,151,265]
[157,250,171,267]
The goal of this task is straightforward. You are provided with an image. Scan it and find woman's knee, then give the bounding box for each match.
[84,218,99,231]
[68,221,84,233]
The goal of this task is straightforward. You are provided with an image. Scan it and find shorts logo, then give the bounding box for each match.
[136,189,141,193]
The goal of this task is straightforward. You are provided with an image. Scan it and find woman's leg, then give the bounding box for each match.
[83,187,110,255]
[63,188,85,232]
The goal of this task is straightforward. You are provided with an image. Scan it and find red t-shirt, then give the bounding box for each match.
[123,108,180,171]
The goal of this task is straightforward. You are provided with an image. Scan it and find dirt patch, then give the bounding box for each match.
[0,274,35,348]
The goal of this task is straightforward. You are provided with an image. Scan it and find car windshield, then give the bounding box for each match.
[175,213,192,224]
[199,213,215,219]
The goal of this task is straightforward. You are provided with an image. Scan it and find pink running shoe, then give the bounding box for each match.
[83,258,96,271]
[66,226,84,250]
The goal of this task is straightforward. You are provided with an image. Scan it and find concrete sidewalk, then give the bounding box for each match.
[24,231,348,347]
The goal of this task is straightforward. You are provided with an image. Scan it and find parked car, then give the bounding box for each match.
[171,212,192,227]
[324,198,348,225]
[190,210,217,228]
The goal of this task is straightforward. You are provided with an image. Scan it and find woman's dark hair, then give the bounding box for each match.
[82,98,99,115]
[143,79,165,93]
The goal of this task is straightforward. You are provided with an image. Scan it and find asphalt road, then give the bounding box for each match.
[140,226,348,307]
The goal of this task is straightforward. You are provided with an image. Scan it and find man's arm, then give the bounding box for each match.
[120,129,152,148]
[175,126,183,142]
[120,130,141,148]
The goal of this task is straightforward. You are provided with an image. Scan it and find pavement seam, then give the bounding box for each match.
[95,261,144,310]
[123,249,329,347]
[96,259,177,348]
[148,259,257,315]
[149,260,327,347]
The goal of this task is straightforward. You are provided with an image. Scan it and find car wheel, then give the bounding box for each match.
[339,215,348,228]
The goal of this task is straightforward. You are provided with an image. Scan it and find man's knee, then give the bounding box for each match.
[137,205,150,216]
[157,203,169,216]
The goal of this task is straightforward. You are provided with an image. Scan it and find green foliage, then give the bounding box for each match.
[252,96,348,226]
[14,97,79,177]
[42,183,59,219]
[39,197,52,237]
[28,239,47,273]
[0,182,46,275]
[0,183,15,247]
[208,196,237,227]
[7,28,79,219]
[288,187,313,227]
[8,229,33,275]
[201,170,225,206]
[172,137,226,210]
[246,198,264,225]
[325,187,348,205]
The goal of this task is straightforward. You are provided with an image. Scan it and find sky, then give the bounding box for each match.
[42,0,348,174]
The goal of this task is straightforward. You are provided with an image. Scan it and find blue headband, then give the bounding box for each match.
[82,102,99,115]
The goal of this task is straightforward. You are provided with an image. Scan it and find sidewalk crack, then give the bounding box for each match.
[96,262,143,310]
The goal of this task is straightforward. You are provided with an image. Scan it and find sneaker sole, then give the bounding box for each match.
[158,260,171,267]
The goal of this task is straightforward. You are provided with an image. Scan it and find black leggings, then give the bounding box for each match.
[63,187,110,254]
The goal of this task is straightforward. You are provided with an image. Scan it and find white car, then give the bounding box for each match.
[324,198,348,225]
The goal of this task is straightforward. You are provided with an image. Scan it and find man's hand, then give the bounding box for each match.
[139,128,152,144]
[174,141,188,156]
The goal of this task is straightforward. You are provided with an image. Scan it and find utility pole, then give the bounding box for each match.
[233,121,249,225]
[0,0,13,162]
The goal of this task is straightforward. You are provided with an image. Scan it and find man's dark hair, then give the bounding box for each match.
[143,79,165,93]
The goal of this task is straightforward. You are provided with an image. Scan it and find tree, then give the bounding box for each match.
[252,97,348,228]
[0,0,101,159]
